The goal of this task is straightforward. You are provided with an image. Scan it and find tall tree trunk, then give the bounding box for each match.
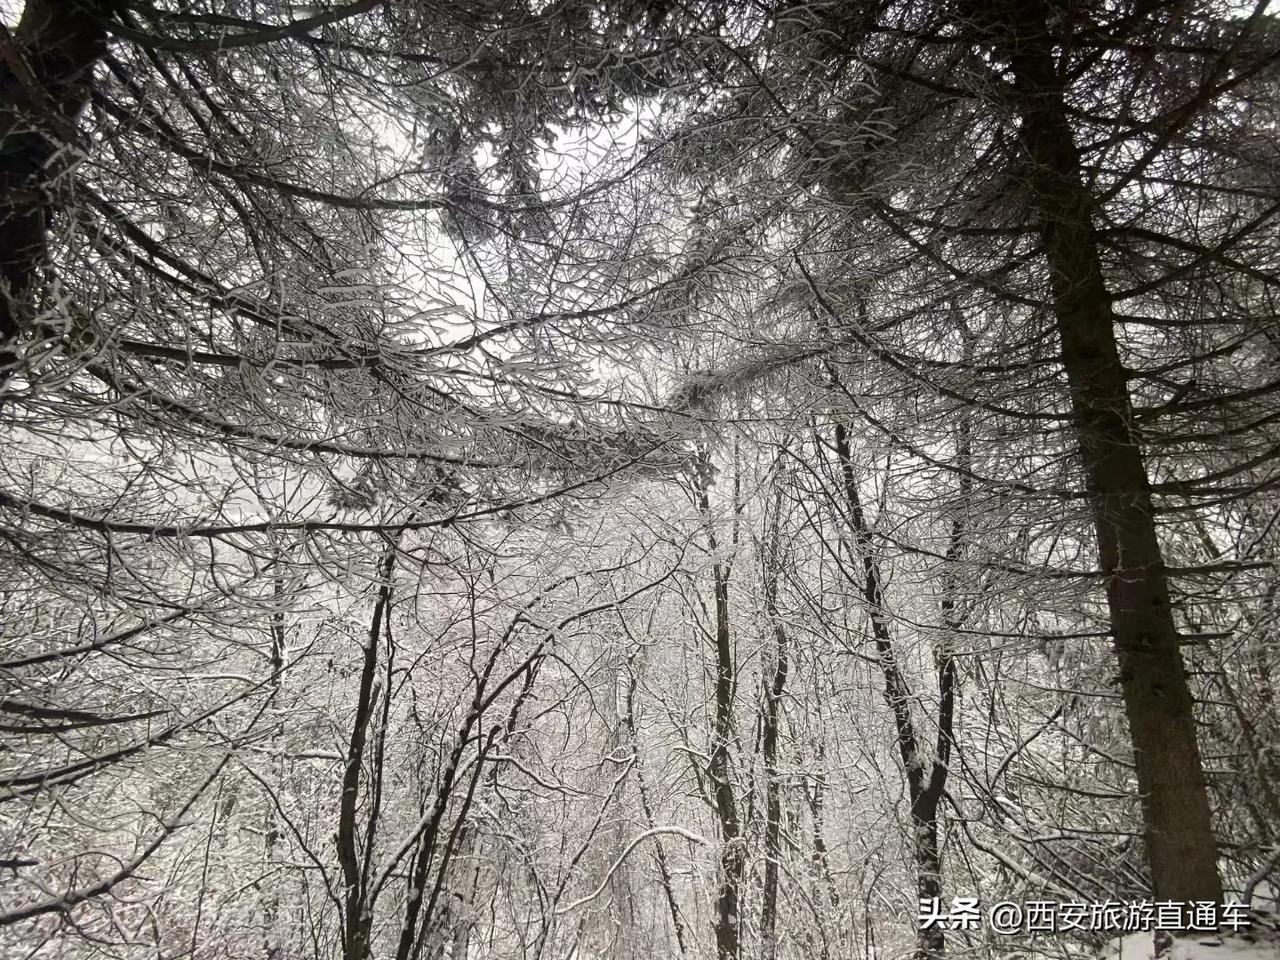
[262,564,288,959]
[1,0,117,385]
[695,447,743,960]
[830,421,949,960]
[803,740,837,960]
[444,830,480,960]
[337,546,398,960]
[709,557,743,960]
[622,656,690,958]
[985,0,1223,905]
[760,482,790,960]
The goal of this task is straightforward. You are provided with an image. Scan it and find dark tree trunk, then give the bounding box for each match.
[830,421,952,960]
[710,555,743,960]
[622,661,690,958]
[1,0,118,384]
[695,449,743,960]
[986,0,1223,906]
[760,484,789,960]
[337,547,397,960]
[803,741,837,960]
[262,567,288,958]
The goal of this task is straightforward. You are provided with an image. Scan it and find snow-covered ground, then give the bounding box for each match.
[1104,933,1280,960]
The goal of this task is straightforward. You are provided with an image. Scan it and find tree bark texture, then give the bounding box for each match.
[987,1,1223,905]
[759,485,789,960]
[1,0,118,384]
[696,451,743,960]
[831,422,950,960]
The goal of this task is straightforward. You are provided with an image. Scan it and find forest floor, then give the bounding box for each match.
[1103,931,1280,960]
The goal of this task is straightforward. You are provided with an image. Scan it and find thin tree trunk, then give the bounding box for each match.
[830,421,950,960]
[915,335,972,951]
[760,482,790,960]
[988,0,1223,905]
[695,447,743,960]
[805,742,839,912]
[262,565,288,959]
[621,658,690,958]
[710,559,743,960]
[446,833,480,960]
[337,546,398,960]
[802,740,837,960]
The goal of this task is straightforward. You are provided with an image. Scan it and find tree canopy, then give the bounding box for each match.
[1,2,1278,959]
